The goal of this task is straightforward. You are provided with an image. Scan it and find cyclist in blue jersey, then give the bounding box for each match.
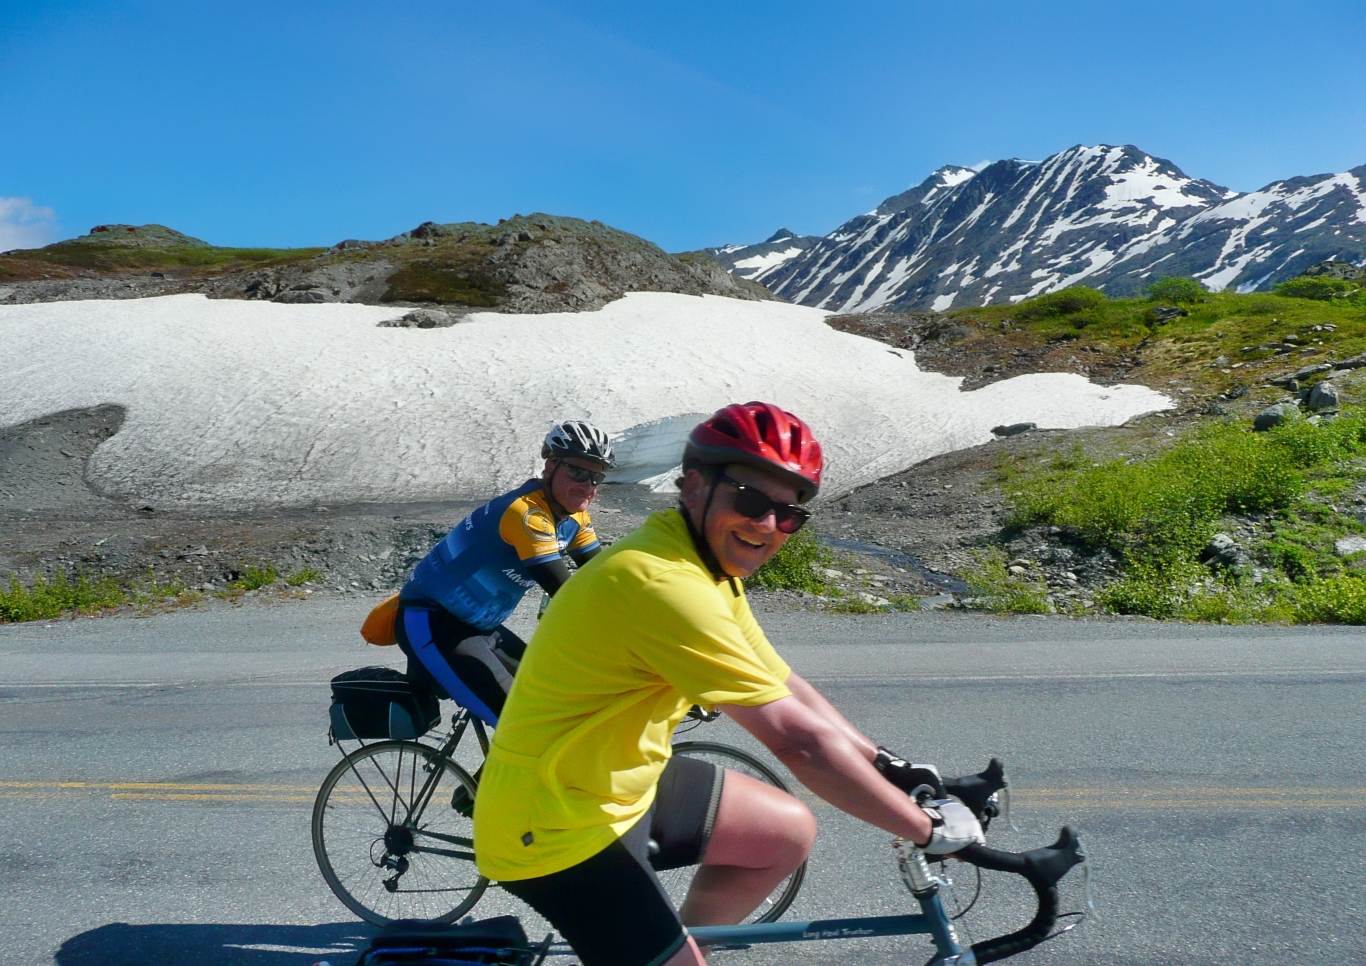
[396,420,615,727]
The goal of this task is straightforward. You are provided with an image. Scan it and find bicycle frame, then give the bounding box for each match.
[539,842,974,964]
[689,888,967,963]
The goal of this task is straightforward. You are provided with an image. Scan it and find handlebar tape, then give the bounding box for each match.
[955,826,1083,964]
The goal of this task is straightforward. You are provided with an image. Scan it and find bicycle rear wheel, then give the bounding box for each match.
[661,740,807,924]
[312,739,488,925]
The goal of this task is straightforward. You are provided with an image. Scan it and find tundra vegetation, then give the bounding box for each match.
[757,276,1366,623]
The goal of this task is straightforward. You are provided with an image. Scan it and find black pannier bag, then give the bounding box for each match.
[329,666,440,741]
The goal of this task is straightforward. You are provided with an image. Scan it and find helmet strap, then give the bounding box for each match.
[542,462,568,519]
[679,474,736,591]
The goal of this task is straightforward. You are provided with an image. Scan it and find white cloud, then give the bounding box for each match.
[0,197,59,252]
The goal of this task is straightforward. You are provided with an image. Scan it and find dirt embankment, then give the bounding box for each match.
[0,398,1186,611]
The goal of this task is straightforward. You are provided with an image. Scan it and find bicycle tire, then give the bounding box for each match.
[312,739,488,925]
[664,740,807,924]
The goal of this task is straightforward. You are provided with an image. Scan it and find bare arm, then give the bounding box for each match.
[720,694,932,845]
[784,671,878,760]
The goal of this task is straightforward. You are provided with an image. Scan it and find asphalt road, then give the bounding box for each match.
[2,598,1363,965]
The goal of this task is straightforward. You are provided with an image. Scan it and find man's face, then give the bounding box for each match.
[544,456,604,513]
[681,463,800,578]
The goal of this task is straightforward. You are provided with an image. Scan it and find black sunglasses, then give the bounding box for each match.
[717,474,811,534]
[557,461,606,486]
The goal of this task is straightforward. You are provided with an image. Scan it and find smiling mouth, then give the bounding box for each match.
[734,534,765,549]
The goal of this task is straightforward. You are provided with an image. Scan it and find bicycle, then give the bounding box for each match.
[313,686,805,927]
[342,758,1089,966]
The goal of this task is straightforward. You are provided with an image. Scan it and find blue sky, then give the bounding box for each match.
[3,0,1364,253]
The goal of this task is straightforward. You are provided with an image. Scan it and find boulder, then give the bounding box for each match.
[991,422,1036,438]
[1200,533,1248,570]
[1291,362,1333,381]
[1253,403,1300,432]
[1305,381,1340,413]
[1149,306,1187,324]
[1335,353,1366,371]
[379,308,460,329]
[275,288,329,304]
[1335,536,1366,558]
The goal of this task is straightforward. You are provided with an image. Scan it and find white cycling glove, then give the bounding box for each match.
[919,798,985,855]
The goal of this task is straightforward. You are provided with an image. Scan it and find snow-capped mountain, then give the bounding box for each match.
[719,145,1366,312]
[706,228,821,280]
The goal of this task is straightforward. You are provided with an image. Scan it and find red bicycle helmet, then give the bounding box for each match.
[684,401,823,502]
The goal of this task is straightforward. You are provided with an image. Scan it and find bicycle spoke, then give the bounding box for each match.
[313,740,489,925]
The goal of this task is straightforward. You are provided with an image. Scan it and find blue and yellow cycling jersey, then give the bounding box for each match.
[400,479,599,630]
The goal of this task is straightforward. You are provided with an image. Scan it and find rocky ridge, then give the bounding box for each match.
[0,214,773,313]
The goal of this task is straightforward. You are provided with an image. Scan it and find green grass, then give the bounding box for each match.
[0,569,196,622]
[381,258,507,306]
[959,550,1052,615]
[0,243,325,279]
[0,572,126,622]
[949,285,1366,391]
[1000,404,1366,621]
[0,560,320,623]
[1292,573,1366,623]
[228,564,279,592]
[285,566,324,586]
[747,528,838,594]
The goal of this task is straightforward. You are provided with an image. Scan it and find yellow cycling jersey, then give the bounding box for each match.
[473,508,791,882]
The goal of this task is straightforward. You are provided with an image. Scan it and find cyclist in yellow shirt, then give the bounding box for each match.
[473,401,983,965]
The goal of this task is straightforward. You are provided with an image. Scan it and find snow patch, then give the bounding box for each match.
[732,246,805,276]
[0,293,1172,509]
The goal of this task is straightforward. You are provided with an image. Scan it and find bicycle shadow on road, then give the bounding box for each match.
[55,921,375,965]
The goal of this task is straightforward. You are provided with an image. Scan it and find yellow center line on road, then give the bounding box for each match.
[1,779,1363,809]
[0,780,317,792]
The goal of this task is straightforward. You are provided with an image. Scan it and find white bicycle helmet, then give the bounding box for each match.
[541,420,615,468]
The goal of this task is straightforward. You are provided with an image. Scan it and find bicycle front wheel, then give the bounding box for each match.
[662,740,807,924]
[312,739,488,925]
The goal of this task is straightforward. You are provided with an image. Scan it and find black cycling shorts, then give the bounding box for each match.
[501,754,723,966]
[394,602,527,724]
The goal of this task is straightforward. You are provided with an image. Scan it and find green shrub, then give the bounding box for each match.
[0,572,126,622]
[1261,538,1322,582]
[748,529,835,593]
[382,259,506,306]
[1014,420,1327,564]
[1014,286,1109,321]
[1272,276,1362,301]
[1146,276,1207,304]
[1292,574,1366,623]
[285,566,323,586]
[827,593,884,614]
[230,565,279,591]
[1267,408,1366,465]
[1096,559,1203,618]
[1009,406,1366,620]
[961,551,1051,614]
